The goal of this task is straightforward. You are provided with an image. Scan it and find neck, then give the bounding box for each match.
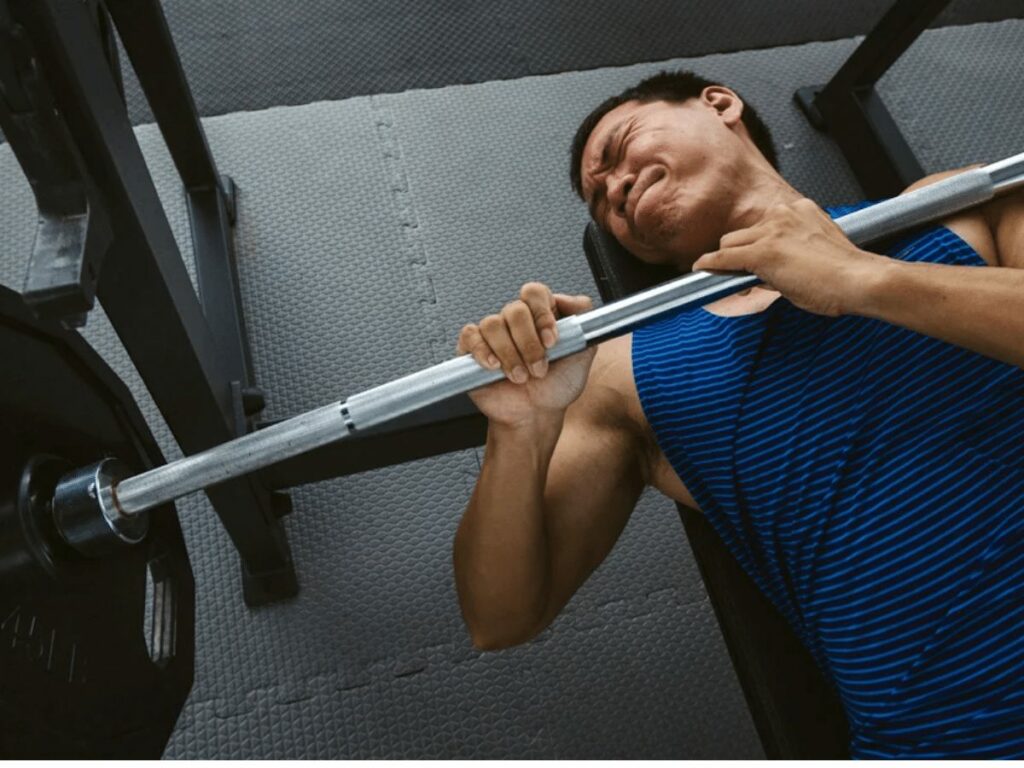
[725,161,804,233]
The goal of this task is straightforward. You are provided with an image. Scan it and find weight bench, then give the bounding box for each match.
[582,222,851,759]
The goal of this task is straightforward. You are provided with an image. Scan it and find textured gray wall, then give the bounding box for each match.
[0,19,1021,758]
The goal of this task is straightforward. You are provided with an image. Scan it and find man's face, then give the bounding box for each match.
[579,90,748,267]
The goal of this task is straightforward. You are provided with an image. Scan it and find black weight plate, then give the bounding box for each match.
[0,285,194,758]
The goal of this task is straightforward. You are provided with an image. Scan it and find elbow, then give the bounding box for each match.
[469,630,517,652]
[452,538,553,651]
[467,621,544,652]
[460,598,549,651]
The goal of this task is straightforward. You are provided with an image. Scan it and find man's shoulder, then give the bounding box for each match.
[579,333,643,428]
[567,334,647,443]
[901,169,999,265]
[575,332,695,505]
[984,186,1024,269]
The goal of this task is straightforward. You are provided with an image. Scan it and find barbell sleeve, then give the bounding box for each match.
[109,151,1024,518]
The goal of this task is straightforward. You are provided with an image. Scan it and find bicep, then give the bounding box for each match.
[990,188,1024,269]
[536,347,648,627]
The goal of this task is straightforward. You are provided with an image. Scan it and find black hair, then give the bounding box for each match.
[569,70,778,198]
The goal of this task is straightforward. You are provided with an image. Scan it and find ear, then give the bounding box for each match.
[700,86,744,127]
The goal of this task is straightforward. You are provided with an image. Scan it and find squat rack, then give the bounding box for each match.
[0,0,990,606]
[0,0,488,604]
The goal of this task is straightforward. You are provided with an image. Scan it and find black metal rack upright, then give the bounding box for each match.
[0,0,493,604]
[795,0,955,198]
[0,0,296,604]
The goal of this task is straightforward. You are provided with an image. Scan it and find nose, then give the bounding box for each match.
[606,170,635,218]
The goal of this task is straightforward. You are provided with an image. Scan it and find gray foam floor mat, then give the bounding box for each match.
[1,18,1021,758]
[116,0,1024,125]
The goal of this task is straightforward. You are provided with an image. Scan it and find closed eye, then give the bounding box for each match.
[586,118,633,223]
[614,123,631,164]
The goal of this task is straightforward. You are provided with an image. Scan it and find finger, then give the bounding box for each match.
[519,282,558,349]
[503,301,548,378]
[692,246,757,273]
[480,313,528,384]
[457,323,500,369]
[718,225,761,249]
[553,293,593,319]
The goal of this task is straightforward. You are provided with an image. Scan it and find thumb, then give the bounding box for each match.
[693,248,752,274]
[553,293,593,317]
[691,250,721,272]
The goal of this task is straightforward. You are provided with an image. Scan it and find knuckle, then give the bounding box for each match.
[480,314,503,334]
[520,281,548,299]
[504,301,532,323]
[520,332,543,355]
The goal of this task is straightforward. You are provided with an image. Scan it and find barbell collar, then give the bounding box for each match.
[52,458,148,556]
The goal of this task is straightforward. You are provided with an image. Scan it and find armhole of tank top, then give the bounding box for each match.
[827,199,989,267]
[934,224,990,267]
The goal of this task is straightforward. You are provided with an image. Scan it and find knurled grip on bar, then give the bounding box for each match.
[840,167,994,244]
[116,403,348,515]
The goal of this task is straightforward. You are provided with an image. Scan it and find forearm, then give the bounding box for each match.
[453,416,563,648]
[855,256,1024,369]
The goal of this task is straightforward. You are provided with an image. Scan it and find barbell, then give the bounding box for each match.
[44,151,1024,554]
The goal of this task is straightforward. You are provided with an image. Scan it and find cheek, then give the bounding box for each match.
[628,134,677,172]
[646,194,719,259]
[640,185,689,235]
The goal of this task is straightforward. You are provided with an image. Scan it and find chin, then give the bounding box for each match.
[672,253,700,273]
[623,234,673,266]
[637,216,703,264]
[654,236,703,268]
[628,242,689,271]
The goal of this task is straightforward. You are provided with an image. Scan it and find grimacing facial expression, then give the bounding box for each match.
[580,88,750,266]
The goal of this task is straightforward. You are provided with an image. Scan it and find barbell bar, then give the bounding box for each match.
[53,151,1024,552]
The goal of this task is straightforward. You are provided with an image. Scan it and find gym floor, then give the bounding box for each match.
[2,0,1023,758]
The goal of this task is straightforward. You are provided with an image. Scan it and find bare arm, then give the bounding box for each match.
[452,285,648,650]
[854,178,1024,369]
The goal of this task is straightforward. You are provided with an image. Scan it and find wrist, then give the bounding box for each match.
[489,410,565,442]
[484,416,564,477]
[846,250,900,318]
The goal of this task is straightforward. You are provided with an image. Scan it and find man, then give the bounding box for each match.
[452,71,1024,757]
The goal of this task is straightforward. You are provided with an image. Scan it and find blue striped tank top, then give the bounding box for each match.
[631,202,1024,758]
